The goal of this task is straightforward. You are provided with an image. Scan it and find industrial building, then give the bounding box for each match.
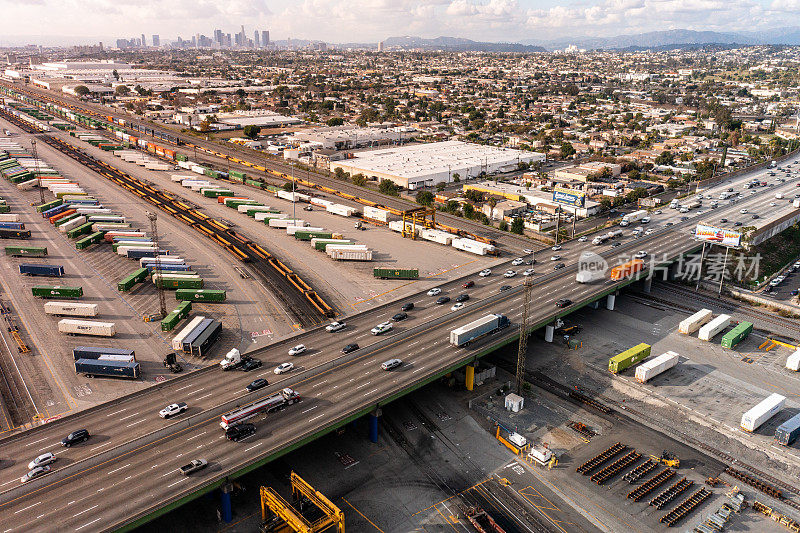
[329,141,544,190]
[463,180,600,218]
[291,125,415,150]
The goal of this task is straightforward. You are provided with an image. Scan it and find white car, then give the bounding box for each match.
[550,255,561,261]
[740,208,748,214]
[288,344,307,356]
[325,321,346,332]
[770,279,781,287]
[578,236,588,242]
[427,288,442,296]
[511,258,524,266]
[635,251,648,259]
[504,270,517,278]
[274,362,294,374]
[644,228,654,235]
[450,302,465,311]
[770,202,777,207]
[478,269,491,277]
[28,452,56,471]
[20,465,50,484]
[523,248,535,254]
[371,322,393,335]
[159,402,188,419]
[551,244,562,251]
[523,268,535,276]
[655,210,662,215]
[641,217,651,224]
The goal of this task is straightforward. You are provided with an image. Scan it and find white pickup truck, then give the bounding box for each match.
[178,459,207,476]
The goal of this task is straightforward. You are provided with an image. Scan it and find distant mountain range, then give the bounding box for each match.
[380,36,546,53]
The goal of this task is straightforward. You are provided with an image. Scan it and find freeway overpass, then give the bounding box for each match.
[2,162,795,531]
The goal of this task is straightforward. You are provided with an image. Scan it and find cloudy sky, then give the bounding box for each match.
[1,0,797,45]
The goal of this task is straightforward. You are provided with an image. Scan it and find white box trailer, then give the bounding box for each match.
[17,178,38,191]
[44,301,99,317]
[679,309,713,334]
[622,210,648,223]
[786,350,800,371]
[698,314,731,341]
[326,204,357,217]
[452,238,496,256]
[0,214,21,222]
[75,208,112,215]
[310,197,334,208]
[327,246,372,261]
[741,393,786,432]
[268,218,305,228]
[117,245,157,256]
[421,229,454,245]
[238,204,271,214]
[635,351,679,382]
[388,220,419,235]
[58,319,116,337]
[450,314,511,347]
[171,316,206,351]
[363,205,392,222]
[310,238,351,250]
[139,256,185,267]
[255,212,288,222]
[287,226,323,236]
[172,174,195,182]
[58,216,88,233]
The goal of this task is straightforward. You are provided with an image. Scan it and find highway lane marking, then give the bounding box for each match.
[161,471,175,478]
[311,380,327,388]
[301,406,317,414]
[244,443,263,453]
[37,445,55,452]
[71,505,98,518]
[412,366,426,373]
[408,341,420,347]
[174,384,194,392]
[0,478,19,487]
[75,518,102,531]
[25,437,49,447]
[67,501,76,506]
[92,442,112,450]
[106,408,128,417]
[186,388,205,395]
[309,414,324,422]
[195,393,213,401]
[363,389,378,397]
[125,418,147,428]
[106,464,130,475]
[166,479,186,488]
[14,502,40,514]
[118,412,140,421]
[356,381,371,389]
[186,432,206,441]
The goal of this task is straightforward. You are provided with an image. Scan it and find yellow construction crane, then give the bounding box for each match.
[260,472,344,533]
[649,451,680,468]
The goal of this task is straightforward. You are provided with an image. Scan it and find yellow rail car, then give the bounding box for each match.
[228,245,249,261]
[162,205,178,215]
[209,219,229,231]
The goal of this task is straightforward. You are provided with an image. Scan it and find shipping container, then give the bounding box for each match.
[721,321,753,348]
[327,246,372,261]
[678,309,713,334]
[44,301,98,317]
[6,245,47,257]
[255,212,287,222]
[373,268,419,280]
[775,413,800,446]
[0,222,25,230]
[0,214,21,222]
[635,351,679,382]
[161,301,191,331]
[139,256,185,267]
[786,350,800,372]
[117,268,149,291]
[19,263,64,277]
[698,314,731,341]
[311,238,351,251]
[66,222,94,239]
[449,314,511,347]
[608,343,651,374]
[0,228,31,239]
[174,289,226,302]
[451,237,495,255]
[189,319,221,357]
[75,231,106,250]
[181,318,214,353]
[294,231,334,241]
[74,358,139,379]
[153,274,203,289]
[171,315,206,351]
[58,319,116,337]
[609,259,645,281]
[126,248,170,259]
[741,393,786,432]
[32,285,82,299]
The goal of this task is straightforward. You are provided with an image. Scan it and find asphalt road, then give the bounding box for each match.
[0,167,792,531]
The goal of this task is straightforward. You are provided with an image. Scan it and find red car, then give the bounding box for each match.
[463,280,475,288]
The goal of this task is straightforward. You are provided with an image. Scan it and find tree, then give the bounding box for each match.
[464,189,484,203]
[655,150,675,166]
[462,203,475,219]
[333,167,347,180]
[282,181,295,192]
[243,125,260,140]
[378,179,399,196]
[326,117,344,126]
[628,169,640,180]
[74,85,90,97]
[115,85,130,96]
[436,182,446,192]
[499,220,509,231]
[112,69,119,81]
[351,174,367,186]
[416,190,434,206]
[560,142,576,159]
[511,218,525,234]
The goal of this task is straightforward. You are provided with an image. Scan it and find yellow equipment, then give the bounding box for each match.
[260,472,344,533]
[650,451,680,468]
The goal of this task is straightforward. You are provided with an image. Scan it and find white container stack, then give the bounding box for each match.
[326,245,372,261]
[635,351,679,383]
[255,212,288,222]
[741,393,786,432]
[452,237,496,256]
[698,314,731,341]
[268,218,305,229]
[421,228,454,246]
[326,204,357,217]
[678,309,713,334]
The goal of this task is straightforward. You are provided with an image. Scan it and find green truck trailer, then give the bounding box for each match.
[373,268,420,280]
[35,199,63,213]
[66,222,94,239]
[6,245,47,257]
[608,343,651,374]
[201,189,233,198]
[175,289,226,302]
[117,268,149,292]
[721,321,753,349]
[75,231,105,250]
[160,301,193,331]
[155,277,204,289]
[32,285,83,299]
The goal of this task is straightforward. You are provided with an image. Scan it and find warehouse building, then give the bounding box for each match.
[329,141,543,190]
[292,125,415,150]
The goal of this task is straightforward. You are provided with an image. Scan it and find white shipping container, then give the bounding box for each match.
[268,218,305,228]
[326,204,357,217]
[75,208,112,215]
[698,314,731,341]
[310,197,333,208]
[678,309,713,334]
[0,214,21,222]
[58,216,88,233]
[741,393,786,432]
[44,301,99,317]
[363,205,392,222]
[255,212,288,222]
[635,351,679,383]
[177,160,192,170]
[171,316,206,351]
[421,229,453,245]
[190,165,206,175]
[172,174,195,182]
[58,319,116,337]
[786,350,800,371]
[139,256,185,267]
[98,354,134,363]
[327,248,372,261]
[92,223,132,232]
[309,238,351,250]
[388,220,419,235]
[287,226,323,236]
[17,179,38,191]
[238,204,271,213]
[117,245,157,256]
[152,273,201,284]
[452,237,495,256]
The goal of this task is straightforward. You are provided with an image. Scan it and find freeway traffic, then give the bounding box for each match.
[1,156,795,531]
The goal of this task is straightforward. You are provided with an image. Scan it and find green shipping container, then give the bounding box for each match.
[608,343,651,374]
[36,199,63,213]
[32,285,83,299]
[373,268,420,280]
[54,213,81,227]
[160,301,192,331]
[6,245,47,257]
[117,268,149,291]
[229,170,247,180]
[245,207,279,217]
[201,189,233,198]
[67,222,94,239]
[313,239,351,251]
[721,321,753,349]
[245,179,263,188]
[155,277,204,289]
[8,172,34,184]
[175,289,226,302]
[295,231,333,241]
[226,200,260,210]
[175,154,188,162]
[75,231,105,250]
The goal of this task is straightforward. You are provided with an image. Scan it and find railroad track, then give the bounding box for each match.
[0,301,37,428]
[0,107,334,327]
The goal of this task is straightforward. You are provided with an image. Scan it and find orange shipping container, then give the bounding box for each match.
[146,143,156,153]
[50,209,77,224]
[609,259,644,281]
[164,149,175,160]
[129,136,138,145]
[218,196,247,204]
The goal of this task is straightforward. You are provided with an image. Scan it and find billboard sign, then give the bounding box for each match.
[694,224,742,247]
[552,187,585,207]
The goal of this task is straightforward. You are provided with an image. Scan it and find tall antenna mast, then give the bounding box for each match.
[31,139,45,205]
[147,211,167,318]
[516,277,534,394]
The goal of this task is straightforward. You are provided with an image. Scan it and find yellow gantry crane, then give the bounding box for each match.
[260,472,344,533]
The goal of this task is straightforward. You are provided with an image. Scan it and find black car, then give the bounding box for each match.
[611,242,621,248]
[720,218,728,223]
[455,294,470,303]
[240,358,262,372]
[499,285,512,292]
[246,378,269,392]
[734,221,743,227]
[554,263,565,270]
[392,312,408,321]
[752,214,759,219]
[400,302,414,312]
[342,343,359,354]
[556,298,573,308]
[225,423,256,442]
[61,429,90,447]
[435,296,450,305]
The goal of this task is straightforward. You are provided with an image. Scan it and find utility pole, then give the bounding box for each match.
[147,211,167,318]
[31,139,45,205]
[516,277,534,394]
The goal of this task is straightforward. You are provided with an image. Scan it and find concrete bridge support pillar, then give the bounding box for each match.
[643,277,652,293]
[589,300,600,310]
[465,365,475,391]
[220,482,234,523]
[606,293,616,311]
[369,408,381,443]
[545,325,554,343]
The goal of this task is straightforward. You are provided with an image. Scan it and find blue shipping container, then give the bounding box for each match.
[72,346,135,360]
[181,318,214,354]
[126,248,170,259]
[74,358,140,379]
[0,222,24,230]
[42,204,69,218]
[19,263,64,277]
[775,413,800,446]
[144,264,193,273]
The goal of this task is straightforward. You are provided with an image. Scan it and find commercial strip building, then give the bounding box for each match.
[329,140,544,190]
[463,180,600,218]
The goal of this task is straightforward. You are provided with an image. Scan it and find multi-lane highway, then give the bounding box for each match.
[1,151,798,531]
